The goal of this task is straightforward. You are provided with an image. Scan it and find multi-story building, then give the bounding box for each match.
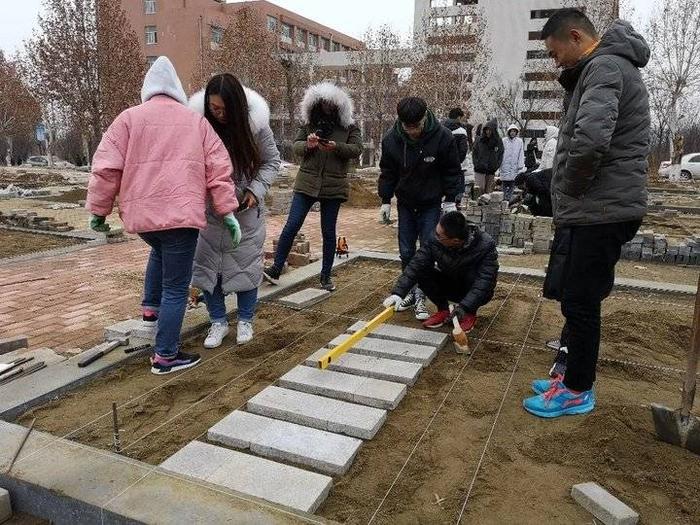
[413,0,618,138]
[120,0,363,92]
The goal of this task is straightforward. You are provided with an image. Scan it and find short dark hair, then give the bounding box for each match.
[541,8,597,41]
[448,107,464,119]
[439,211,468,240]
[397,97,427,125]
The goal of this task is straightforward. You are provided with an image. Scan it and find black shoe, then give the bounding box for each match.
[320,275,336,292]
[151,351,201,375]
[263,265,281,285]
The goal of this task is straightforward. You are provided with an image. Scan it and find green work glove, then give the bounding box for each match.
[223,212,242,249]
[89,214,110,232]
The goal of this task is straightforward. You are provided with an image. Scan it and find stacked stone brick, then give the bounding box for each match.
[0,209,73,232]
[621,231,700,265]
[272,233,313,267]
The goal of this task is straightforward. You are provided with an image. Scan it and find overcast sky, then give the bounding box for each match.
[0,0,656,56]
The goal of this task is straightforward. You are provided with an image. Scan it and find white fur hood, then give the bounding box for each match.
[299,81,355,129]
[188,85,271,135]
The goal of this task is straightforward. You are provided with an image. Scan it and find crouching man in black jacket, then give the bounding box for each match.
[383,212,499,332]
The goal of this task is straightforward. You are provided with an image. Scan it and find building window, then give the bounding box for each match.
[211,26,223,46]
[523,90,562,100]
[321,37,330,51]
[521,111,563,120]
[521,129,546,139]
[145,25,157,45]
[332,42,341,52]
[144,0,156,14]
[146,56,158,67]
[531,9,558,19]
[281,23,292,44]
[527,49,550,59]
[308,33,318,51]
[267,16,278,32]
[523,71,558,81]
[296,28,306,48]
[528,31,542,40]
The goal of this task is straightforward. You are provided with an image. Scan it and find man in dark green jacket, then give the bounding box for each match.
[378,97,462,321]
[523,9,650,419]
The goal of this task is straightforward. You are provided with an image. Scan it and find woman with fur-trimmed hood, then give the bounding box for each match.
[263,81,363,291]
[188,73,281,348]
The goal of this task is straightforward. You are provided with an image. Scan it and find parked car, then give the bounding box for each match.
[23,156,76,169]
[26,156,48,167]
[680,153,700,180]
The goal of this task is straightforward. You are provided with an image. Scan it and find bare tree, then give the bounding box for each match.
[487,74,561,133]
[645,0,700,176]
[23,0,144,160]
[0,52,41,164]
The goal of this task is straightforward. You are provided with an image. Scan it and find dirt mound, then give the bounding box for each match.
[347,178,380,208]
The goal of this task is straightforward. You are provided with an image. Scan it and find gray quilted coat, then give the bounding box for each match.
[189,87,281,294]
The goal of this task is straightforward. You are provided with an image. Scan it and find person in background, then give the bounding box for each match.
[86,57,240,375]
[471,119,504,196]
[523,8,650,418]
[500,124,526,201]
[189,73,280,349]
[264,81,363,292]
[383,211,498,332]
[379,96,461,321]
[525,136,540,171]
[442,107,470,207]
[538,125,560,170]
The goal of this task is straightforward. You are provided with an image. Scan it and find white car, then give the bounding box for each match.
[658,160,672,178]
[659,154,700,180]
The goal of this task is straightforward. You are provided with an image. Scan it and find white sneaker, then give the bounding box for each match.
[237,321,253,345]
[414,296,430,321]
[204,322,229,349]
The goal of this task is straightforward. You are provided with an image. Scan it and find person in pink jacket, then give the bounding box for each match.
[86,57,241,375]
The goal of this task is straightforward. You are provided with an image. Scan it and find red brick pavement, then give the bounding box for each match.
[0,207,399,351]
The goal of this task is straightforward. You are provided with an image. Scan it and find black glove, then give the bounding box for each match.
[450,304,467,320]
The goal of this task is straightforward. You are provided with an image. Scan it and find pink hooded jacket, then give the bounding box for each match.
[87,57,238,233]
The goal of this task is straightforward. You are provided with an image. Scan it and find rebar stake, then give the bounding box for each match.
[111,402,121,453]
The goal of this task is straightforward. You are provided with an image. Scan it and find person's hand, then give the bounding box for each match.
[383,294,403,311]
[380,203,391,223]
[450,304,467,320]
[441,201,457,214]
[89,214,110,232]
[307,133,320,149]
[223,212,242,249]
[319,140,336,151]
[241,190,258,209]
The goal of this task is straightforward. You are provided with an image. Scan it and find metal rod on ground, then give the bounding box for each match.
[316,306,395,369]
[6,418,35,473]
[681,274,700,420]
[112,402,121,453]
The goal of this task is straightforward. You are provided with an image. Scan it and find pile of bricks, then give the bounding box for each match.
[464,192,554,254]
[621,230,700,265]
[266,186,294,216]
[0,209,73,232]
[272,233,313,267]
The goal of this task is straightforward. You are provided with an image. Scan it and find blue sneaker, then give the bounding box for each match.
[523,383,595,418]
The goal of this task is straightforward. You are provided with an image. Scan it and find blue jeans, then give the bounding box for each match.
[203,276,258,324]
[397,204,441,270]
[140,228,199,358]
[273,192,342,277]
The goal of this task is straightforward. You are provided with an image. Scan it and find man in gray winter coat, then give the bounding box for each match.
[523,9,650,419]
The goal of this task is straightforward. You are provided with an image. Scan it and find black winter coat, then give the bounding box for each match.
[392,226,499,313]
[472,119,504,175]
[522,169,553,217]
[379,113,462,209]
[443,118,469,162]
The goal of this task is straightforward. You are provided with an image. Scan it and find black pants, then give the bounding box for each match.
[417,267,471,312]
[544,220,641,391]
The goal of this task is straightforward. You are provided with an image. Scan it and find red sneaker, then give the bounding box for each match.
[423,310,450,329]
[459,313,477,333]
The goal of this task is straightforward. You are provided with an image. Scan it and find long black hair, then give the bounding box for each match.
[204,73,261,182]
[309,101,339,138]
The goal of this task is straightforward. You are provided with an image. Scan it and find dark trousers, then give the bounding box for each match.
[417,267,472,312]
[544,220,641,391]
[274,192,342,278]
[397,203,441,270]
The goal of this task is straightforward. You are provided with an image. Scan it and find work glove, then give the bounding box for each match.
[382,294,403,311]
[223,212,242,249]
[441,201,457,214]
[380,203,391,223]
[450,304,467,320]
[89,214,110,232]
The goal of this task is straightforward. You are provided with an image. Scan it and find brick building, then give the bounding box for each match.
[120,0,363,92]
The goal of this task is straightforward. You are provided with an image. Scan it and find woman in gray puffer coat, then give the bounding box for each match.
[189,74,281,348]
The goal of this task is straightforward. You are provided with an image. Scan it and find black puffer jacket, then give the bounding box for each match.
[442,118,469,162]
[379,110,461,209]
[392,224,499,313]
[472,118,504,175]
